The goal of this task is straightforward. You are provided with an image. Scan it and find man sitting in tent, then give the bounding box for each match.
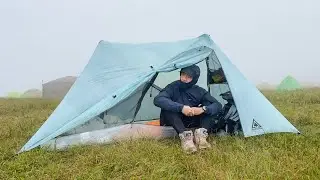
[153,64,222,153]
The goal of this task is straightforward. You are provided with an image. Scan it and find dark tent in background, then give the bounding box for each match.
[42,76,77,99]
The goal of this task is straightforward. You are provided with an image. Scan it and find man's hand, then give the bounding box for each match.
[182,106,194,116]
[191,107,205,116]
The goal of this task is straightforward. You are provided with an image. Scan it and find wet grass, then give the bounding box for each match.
[0,89,319,179]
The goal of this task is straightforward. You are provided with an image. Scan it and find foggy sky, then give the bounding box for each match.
[0,0,319,96]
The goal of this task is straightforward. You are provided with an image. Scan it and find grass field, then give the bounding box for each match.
[0,89,319,179]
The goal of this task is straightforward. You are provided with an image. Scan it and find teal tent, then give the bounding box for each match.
[19,34,299,153]
[277,76,302,91]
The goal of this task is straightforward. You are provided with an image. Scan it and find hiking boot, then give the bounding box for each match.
[179,130,197,154]
[194,128,212,149]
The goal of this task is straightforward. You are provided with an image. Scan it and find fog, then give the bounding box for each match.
[1,0,319,96]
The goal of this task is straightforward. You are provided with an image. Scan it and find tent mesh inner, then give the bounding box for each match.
[62,55,235,136]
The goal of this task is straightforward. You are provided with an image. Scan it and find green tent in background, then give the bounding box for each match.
[7,92,22,98]
[277,76,302,91]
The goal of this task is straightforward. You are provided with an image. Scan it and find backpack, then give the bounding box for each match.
[215,91,242,135]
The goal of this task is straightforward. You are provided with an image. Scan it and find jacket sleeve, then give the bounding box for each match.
[201,91,222,116]
[153,84,184,113]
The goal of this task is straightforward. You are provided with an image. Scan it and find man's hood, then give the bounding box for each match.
[179,64,201,89]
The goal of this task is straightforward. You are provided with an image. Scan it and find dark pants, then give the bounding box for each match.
[160,110,216,134]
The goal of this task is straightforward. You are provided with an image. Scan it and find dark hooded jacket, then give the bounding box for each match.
[153,64,222,116]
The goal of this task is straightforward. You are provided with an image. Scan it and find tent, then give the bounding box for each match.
[7,92,21,98]
[19,34,300,153]
[21,89,42,98]
[42,76,77,99]
[277,76,302,91]
[257,82,276,90]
